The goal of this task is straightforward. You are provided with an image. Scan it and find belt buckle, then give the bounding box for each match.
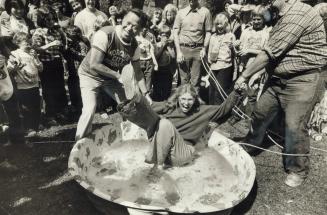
[190,43,196,48]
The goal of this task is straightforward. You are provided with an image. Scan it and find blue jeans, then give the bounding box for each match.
[247,71,323,175]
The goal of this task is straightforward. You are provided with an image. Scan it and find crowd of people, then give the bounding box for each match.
[0,0,326,188]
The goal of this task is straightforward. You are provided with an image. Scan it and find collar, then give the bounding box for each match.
[186,5,201,15]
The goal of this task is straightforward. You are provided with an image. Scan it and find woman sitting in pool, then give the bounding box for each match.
[118,84,242,167]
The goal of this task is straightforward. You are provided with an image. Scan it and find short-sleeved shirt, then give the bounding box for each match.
[74,8,108,40]
[208,32,235,70]
[79,26,139,82]
[239,26,270,69]
[264,0,327,77]
[173,5,212,44]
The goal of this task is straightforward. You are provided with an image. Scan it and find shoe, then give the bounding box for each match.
[25,129,37,138]
[284,172,306,187]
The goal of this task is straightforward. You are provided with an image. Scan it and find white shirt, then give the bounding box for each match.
[74,8,107,40]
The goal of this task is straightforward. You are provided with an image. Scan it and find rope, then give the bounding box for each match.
[200,57,327,154]
[201,58,249,120]
[27,140,75,144]
[238,142,313,156]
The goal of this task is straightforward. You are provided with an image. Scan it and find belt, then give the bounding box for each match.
[180,43,203,48]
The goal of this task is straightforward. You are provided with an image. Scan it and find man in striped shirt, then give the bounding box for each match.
[234,0,327,187]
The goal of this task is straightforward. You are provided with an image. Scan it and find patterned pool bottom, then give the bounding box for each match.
[80,139,239,212]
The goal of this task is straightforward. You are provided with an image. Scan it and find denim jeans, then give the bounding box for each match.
[247,71,323,175]
[178,46,202,87]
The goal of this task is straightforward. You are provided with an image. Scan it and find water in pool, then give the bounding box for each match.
[85,138,240,212]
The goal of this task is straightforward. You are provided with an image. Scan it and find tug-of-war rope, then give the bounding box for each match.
[200,57,327,156]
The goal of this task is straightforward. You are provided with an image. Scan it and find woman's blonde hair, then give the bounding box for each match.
[212,12,230,33]
[166,84,202,110]
[161,3,178,26]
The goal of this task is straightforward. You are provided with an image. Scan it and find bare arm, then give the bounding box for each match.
[173,28,182,56]
[89,48,120,79]
[150,43,158,70]
[234,51,270,89]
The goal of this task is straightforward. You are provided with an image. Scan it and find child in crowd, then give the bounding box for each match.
[108,5,118,26]
[32,6,68,125]
[64,25,89,118]
[152,25,175,101]
[53,1,70,28]
[158,4,177,32]
[235,5,269,115]
[136,23,158,92]
[7,32,43,137]
[115,9,126,25]
[205,13,236,105]
[150,7,162,37]
[68,0,83,25]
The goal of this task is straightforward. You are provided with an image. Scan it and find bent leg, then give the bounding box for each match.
[145,118,195,166]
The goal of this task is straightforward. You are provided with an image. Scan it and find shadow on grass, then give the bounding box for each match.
[231,179,258,215]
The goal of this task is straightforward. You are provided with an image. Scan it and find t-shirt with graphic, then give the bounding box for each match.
[79,26,140,82]
[239,26,269,70]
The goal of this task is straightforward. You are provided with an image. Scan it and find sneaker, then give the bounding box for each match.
[284,172,306,187]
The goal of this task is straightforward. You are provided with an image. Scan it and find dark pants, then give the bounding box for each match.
[140,59,154,91]
[209,66,233,105]
[40,58,68,117]
[2,93,24,142]
[17,87,41,131]
[247,72,323,175]
[66,58,82,113]
[152,64,174,101]
[178,46,202,88]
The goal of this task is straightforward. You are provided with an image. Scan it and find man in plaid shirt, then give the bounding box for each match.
[235,0,327,187]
